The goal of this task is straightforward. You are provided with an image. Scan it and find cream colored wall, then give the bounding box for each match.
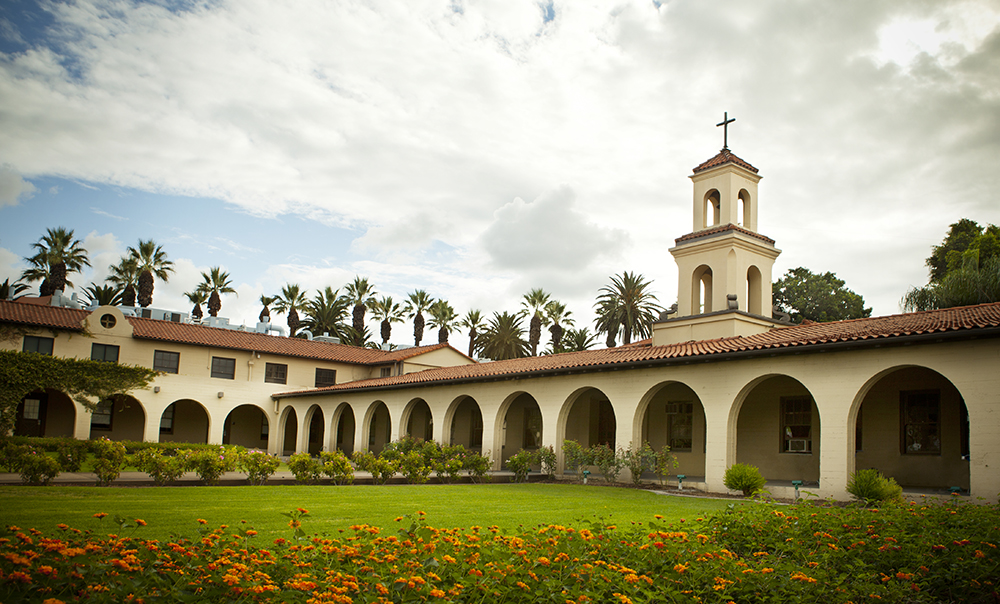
[641,383,707,478]
[670,233,779,317]
[735,376,820,482]
[690,165,761,232]
[402,347,474,374]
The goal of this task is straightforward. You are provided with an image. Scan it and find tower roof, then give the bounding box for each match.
[692,149,758,174]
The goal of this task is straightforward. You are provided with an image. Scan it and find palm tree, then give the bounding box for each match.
[82,283,123,306]
[544,300,575,354]
[427,299,458,344]
[197,267,236,317]
[344,276,376,334]
[594,272,664,346]
[459,309,485,358]
[0,277,29,301]
[272,284,308,337]
[108,257,140,307]
[341,325,373,348]
[404,289,435,346]
[127,239,173,308]
[258,295,276,323]
[301,287,351,340]
[561,328,598,352]
[520,288,552,356]
[369,296,406,345]
[184,289,208,320]
[479,311,528,361]
[22,227,91,295]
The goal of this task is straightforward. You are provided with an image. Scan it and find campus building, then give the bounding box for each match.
[4,147,999,502]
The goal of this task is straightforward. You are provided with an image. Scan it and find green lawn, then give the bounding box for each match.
[0,483,734,541]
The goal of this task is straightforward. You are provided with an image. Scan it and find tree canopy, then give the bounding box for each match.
[0,350,157,437]
[903,220,1000,311]
[773,267,871,323]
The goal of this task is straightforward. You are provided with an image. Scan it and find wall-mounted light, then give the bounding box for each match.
[217,392,225,398]
[153,386,161,393]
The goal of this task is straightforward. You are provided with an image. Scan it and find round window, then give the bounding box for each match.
[100,314,117,329]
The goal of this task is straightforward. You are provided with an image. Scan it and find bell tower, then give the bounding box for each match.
[653,114,784,346]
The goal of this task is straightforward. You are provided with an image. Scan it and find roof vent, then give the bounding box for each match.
[314,335,341,344]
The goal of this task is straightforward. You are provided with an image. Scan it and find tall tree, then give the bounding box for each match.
[427,299,458,344]
[197,267,236,317]
[302,287,350,339]
[521,288,551,356]
[0,277,29,301]
[459,309,485,358]
[108,257,140,307]
[593,298,620,348]
[594,272,663,346]
[562,328,598,352]
[773,267,871,323]
[344,276,376,334]
[544,300,574,354]
[82,283,123,307]
[925,219,998,283]
[258,295,276,323]
[22,227,90,295]
[127,239,173,308]
[369,296,405,345]
[184,289,208,320]
[404,289,435,346]
[904,220,1000,311]
[479,311,528,361]
[272,284,308,337]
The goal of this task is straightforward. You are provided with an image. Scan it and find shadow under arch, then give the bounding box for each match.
[556,386,616,454]
[363,401,391,454]
[729,374,821,483]
[331,403,356,456]
[89,394,147,442]
[14,389,76,438]
[401,397,433,442]
[221,403,269,450]
[444,395,483,452]
[304,404,325,456]
[849,365,969,491]
[278,405,298,456]
[633,380,706,479]
[492,391,542,469]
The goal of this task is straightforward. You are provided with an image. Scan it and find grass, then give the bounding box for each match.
[0,483,734,541]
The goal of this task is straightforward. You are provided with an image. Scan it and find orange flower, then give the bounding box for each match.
[297,508,309,514]
[93,513,108,519]
[135,519,147,527]
[197,519,208,525]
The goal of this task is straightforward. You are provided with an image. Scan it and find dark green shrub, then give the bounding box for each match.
[241,450,281,485]
[623,442,657,485]
[319,450,354,485]
[55,440,86,473]
[185,447,239,485]
[131,447,186,485]
[287,452,323,483]
[723,463,767,496]
[398,450,432,484]
[537,445,557,479]
[847,468,903,504]
[352,451,398,485]
[506,449,536,483]
[433,444,466,484]
[463,450,492,483]
[562,440,591,476]
[0,441,29,473]
[590,443,625,483]
[18,448,60,485]
[92,437,127,486]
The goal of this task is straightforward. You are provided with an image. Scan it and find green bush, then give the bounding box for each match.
[55,440,87,473]
[537,445,557,479]
[463,450,492,483]
[398,450,432,484]
[17,448,61,485]
[241,450,280,485]
[131,447,186,485]
[562,440,591,476]
[319,450,354,485]
[185,447,239,485]
[352,451,398,485]
[433,444,466,484]
[652,446,678,485]
[287,452,323,484]
[0,441,29,473]
[91,437,127,486]
[847,468,903,504]
[723,462,767,496]
[590,443,625,483]
[623,442,656,485]
[506,449,536,483]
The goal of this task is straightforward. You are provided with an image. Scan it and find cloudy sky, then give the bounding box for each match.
[1,0,998,353]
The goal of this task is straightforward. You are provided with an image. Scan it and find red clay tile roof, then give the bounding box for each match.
[692,149,758,174]
[674,224,776,245]
[0,300,88,330]
[276,302,1000,396]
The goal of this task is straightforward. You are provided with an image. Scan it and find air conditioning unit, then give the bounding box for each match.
[787,439,810,452]
[665,403,681,414]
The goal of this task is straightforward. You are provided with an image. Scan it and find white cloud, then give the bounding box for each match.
[0,165,36,208]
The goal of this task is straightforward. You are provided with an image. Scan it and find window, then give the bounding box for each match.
[523,406,541,449]
[99,314,117,329]
[781,396,813,453]
[22,398,41,420]
[91,343,120,363]
[160,403,175,434]
[380,367,392,378]
[901,390,940,455]
[315,368,337,388]
[260,414,269,440]
[91,400,113,430]
[153,350,180,374]
[211,357,236,380]
[264,363,288,385]
[23,336,54,355]
[666,402,694,452]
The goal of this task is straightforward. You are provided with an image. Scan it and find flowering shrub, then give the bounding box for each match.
[505,449,536,483]
[652,446,678,485]
[562,439,591,476]
[91,437,127,486]
[352,451,398,485]
[432,444,466,484]
[17,448,61,485]
[287,452,323,484]
[623,442,657,484]
[241,450,281,485]
[319,450,354,485]
[398,450,432,484]
[185,446,239,485]
[462,449,491,483]
[537,445,557,478]
[55,440,87,473]
[590,443,625,483]
[723,462,767,496]
[131,447,186,485]
[2,497,997,603]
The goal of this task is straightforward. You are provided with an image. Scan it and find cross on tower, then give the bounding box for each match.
[716,112,735,150]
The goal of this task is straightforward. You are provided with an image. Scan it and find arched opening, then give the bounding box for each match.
[366,401,391,454]
[703,190,720,228]
[306,405,325,456]
[447,396,483,452]
[692,265,713,314]
[280,407,298,456]
[403,398,433,442]
[638,382,706,480]
[90,394,146,442]
[221,404,269,450]
[14,389,75,438]
[159,399,209,444]
[497,392,542,467]
[853,367,969,492]
[332,403,356,456]
[735,375,820,485]
[746,265,763,315]
[738,189,751,228]
[561,387,616,450]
